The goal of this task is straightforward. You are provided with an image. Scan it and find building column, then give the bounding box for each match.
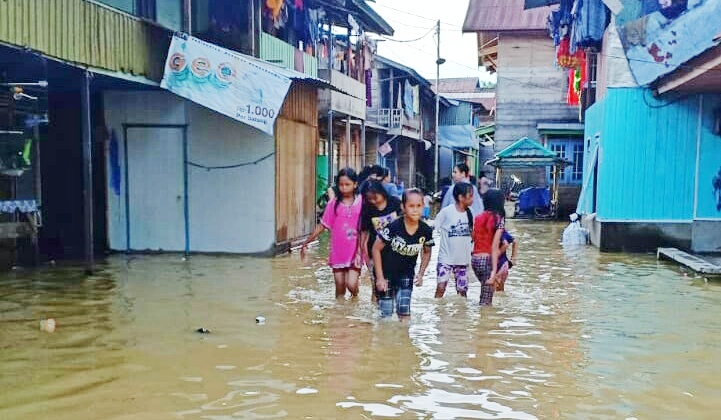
[345,114,351,169]
[80,71,94,274]
[361,120,366,167]
[327,110,334,183]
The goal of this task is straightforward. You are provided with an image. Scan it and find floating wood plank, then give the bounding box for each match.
[657,247,721,275]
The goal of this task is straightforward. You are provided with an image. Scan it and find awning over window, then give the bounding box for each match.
[160,33,331,135]
[439,125,478,150]
[537,122,584,136]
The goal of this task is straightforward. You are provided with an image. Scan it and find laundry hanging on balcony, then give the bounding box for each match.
[403,80,414,118]
[160,34,326,135]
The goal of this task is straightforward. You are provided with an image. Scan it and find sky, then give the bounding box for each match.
[367,0,496,84]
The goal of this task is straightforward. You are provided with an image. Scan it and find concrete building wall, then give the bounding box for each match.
[186,103,275,254]
[103,91,186,252]
[104,90,276,254]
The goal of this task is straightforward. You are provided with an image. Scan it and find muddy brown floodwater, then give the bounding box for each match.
[1,220,720,419]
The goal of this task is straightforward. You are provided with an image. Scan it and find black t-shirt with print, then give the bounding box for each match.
[380,217,434,280]
[361,196,402,256]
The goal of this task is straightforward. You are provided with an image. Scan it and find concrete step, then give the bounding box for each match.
[657,247,721,275]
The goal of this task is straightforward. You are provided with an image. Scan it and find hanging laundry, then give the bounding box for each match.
[412,84,420,114]
[22,139,32,167]
[306,8,324,51]
[266,0,284,20]
[567,69,580,105]
[403,80,414,118]
[570,0,609,52]
[365,69,372,107]
[557,37,584,68]
[109,130,121,196]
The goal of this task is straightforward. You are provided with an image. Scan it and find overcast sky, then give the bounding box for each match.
[368,0,495,84]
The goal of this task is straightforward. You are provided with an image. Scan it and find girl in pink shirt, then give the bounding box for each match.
[301,168,362,298]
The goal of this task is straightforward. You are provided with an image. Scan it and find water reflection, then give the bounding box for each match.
[0,221,720,419]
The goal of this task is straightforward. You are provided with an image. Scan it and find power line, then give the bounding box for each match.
[380,14,441,30]
[379,26,436,43]
[372,2,464,28]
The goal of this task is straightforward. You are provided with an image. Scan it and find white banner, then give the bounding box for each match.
[160,34,292,135]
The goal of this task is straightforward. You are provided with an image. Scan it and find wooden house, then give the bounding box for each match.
[366,56,439,191]
[463,0,582,214]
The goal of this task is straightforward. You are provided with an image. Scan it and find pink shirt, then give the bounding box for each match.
[321,195,362,269]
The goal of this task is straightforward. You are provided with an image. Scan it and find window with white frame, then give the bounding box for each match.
[547,138,584,185]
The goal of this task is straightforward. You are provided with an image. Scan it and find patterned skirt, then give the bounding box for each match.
[471,254,494,305]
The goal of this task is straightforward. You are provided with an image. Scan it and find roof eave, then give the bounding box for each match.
[350,0,394,36]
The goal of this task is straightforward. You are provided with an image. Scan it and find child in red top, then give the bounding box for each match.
[471,189,506,305]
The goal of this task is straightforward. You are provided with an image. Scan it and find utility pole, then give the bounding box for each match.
[434,19,441,192]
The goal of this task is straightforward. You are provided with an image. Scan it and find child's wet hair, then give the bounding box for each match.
[333,167,358,214]
[483,188,506,218]
[402,188,424,205]
[452,182,473,203]
[360,179,388,200]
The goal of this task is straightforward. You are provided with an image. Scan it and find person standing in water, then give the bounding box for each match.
[359,180,402,303]
[372,189,434,320]
[301,168,362,299]
[434,183,474,298]
[471,188,506,306]
[441,163,483,214]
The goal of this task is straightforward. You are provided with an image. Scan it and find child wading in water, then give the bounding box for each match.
[471,188,506,305]
[434,183,474,298]
[302,168,362,298]
[494,230,518,292]
[359,180,402,302]
[372,189,434,320]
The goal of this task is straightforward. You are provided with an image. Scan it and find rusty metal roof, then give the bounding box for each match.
[462,0,554,33]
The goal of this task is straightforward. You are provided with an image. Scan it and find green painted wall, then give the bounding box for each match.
[0,0,169,81]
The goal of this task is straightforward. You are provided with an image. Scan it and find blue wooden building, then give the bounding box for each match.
[578,88,721,252]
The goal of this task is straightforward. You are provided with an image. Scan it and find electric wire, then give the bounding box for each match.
[187,152,275,170]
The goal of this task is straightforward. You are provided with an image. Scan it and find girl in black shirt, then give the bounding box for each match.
[372,189,434,320]
[360,180,402,302]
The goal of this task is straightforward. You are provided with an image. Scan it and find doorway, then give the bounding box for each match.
[124,125,187,252]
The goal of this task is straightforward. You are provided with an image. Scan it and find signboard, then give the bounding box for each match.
[614,0,721,86]
[160,34,292,135]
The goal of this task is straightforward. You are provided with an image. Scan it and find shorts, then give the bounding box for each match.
[378,277,413,317]
[471,254,494,305]
[436,263,469,293]
[422,207,431,219]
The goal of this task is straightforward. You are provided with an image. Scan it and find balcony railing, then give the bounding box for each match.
[368,108,402,130]
[259,32,318,78]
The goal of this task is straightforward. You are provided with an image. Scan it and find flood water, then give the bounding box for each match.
[1,221,720,419]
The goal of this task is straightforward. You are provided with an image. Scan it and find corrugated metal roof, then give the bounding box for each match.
[0,0,169,81]
[463,0,554,33]
[432,77,480,93]
[485,136,570,168]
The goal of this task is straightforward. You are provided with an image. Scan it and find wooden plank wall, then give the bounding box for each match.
[495,33,577,148]
[275,83,318,245]
[279,84,318,126]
